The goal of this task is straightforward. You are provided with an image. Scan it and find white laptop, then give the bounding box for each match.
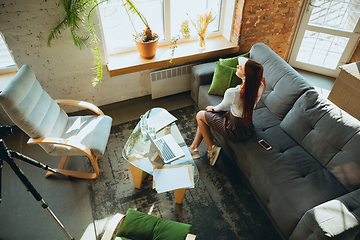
[147,132,185,163]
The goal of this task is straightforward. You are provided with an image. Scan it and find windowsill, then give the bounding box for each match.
[107,35,239,77]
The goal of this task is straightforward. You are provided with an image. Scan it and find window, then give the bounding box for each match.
[289,0,360,77]
[99,0,228,57]
[0,33,17,74]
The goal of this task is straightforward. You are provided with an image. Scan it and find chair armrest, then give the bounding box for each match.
[27,137,95,159]
[190,62,216,106]
[290,194,360,240]
[55,99,104,115]
[185,233,196,240]
[101,213,125,240]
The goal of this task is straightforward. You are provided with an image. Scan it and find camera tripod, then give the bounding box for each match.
[0,126,74,240]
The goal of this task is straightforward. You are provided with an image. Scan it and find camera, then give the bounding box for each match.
[0,126,13,139]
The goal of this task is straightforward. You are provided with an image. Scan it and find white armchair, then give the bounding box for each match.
[0,64,112,179]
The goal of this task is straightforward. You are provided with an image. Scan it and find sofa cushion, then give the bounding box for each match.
[253,104,281,131]
[228,121,348,236]
[280,89,360,192]
[219,52,250,68]
[198,85,225,111]
[191,62,216,105]
[249,43,313,120]
[208,63,241,96]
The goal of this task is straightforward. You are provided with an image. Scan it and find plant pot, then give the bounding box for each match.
[135,38,159,59]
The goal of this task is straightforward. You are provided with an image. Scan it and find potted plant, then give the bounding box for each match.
[187,10,216,51]
[123,0,159,59]
[169,10,215,63]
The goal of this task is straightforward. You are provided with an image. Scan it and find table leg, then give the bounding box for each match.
[174,188,187,204]
[129,163,148,189]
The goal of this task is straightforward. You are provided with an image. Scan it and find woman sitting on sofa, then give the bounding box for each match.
[189,57,266,166]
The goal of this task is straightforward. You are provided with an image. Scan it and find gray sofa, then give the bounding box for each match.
[191,43,360,240]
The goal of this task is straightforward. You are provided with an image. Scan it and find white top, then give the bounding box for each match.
[213,79,266,118]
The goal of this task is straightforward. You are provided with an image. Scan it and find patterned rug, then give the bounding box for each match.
[86,105,281,240]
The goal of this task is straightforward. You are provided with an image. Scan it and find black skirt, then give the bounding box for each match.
[204,110,254,142]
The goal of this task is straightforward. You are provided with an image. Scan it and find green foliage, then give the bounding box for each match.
[84,9,102,86]
[169,35,180,64]
[47,0,90,49]
[48,0,103,85]
[123,0,149,30]
[48,0,155,85]
[122,0,156,42]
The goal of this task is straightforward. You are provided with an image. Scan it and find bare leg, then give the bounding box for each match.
[190,126,203,150]
[190,110,213,151]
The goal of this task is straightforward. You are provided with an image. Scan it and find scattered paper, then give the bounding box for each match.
[153,167,192,193]
[146,109,177,132]
[130,157,154,174]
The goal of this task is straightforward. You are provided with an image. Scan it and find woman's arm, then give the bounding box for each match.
[208,88,235,111]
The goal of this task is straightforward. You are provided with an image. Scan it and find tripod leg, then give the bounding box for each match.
[41,199,74,240]
[9,150,68,178]
[4,154,74,240]
[45,155,67,178]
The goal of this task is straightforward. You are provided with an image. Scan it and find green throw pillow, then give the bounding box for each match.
[219,52,250,68]
[116,208,192,240]
[229,72,242,88]
[153,218,192,240]
[117,208,158,240]
[208,63,242,96]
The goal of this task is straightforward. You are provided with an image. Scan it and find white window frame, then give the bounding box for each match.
[97,0,236,62]
[288,0,360,78]
[0,32,17,74]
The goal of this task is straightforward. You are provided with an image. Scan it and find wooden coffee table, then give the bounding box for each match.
[122,107,199,204]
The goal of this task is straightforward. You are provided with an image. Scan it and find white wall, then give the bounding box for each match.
[0,0,151,121]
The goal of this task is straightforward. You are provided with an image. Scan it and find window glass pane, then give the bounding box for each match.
[0,34,15,70]
[309,0,360,32]
[170,0,222,38]
[99,0,224,56]
[296,30,349,70]
[99,0,164,56]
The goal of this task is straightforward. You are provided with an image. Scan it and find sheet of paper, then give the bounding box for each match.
[153,167,192,193]
[130,157,154,174]
[146,109,177,132]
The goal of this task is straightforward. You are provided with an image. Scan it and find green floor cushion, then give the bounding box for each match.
[116,209,192,240]
[116,237,132,240]
[153,218,192,240]
[117,209,158,240]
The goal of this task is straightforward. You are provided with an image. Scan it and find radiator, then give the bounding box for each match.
[150,64,194,99]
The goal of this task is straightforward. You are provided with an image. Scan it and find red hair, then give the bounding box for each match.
[240,59,264,125]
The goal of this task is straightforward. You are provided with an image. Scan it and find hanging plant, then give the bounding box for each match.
[48,0,158,85]
[47,0,90,49]
[48,0,102,86]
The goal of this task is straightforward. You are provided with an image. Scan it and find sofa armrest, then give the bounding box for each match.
[290,190,360,240]
[191,62,216,105]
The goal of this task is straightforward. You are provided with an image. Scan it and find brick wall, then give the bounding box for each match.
[232,0,305,60]
[232,0,360,64]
